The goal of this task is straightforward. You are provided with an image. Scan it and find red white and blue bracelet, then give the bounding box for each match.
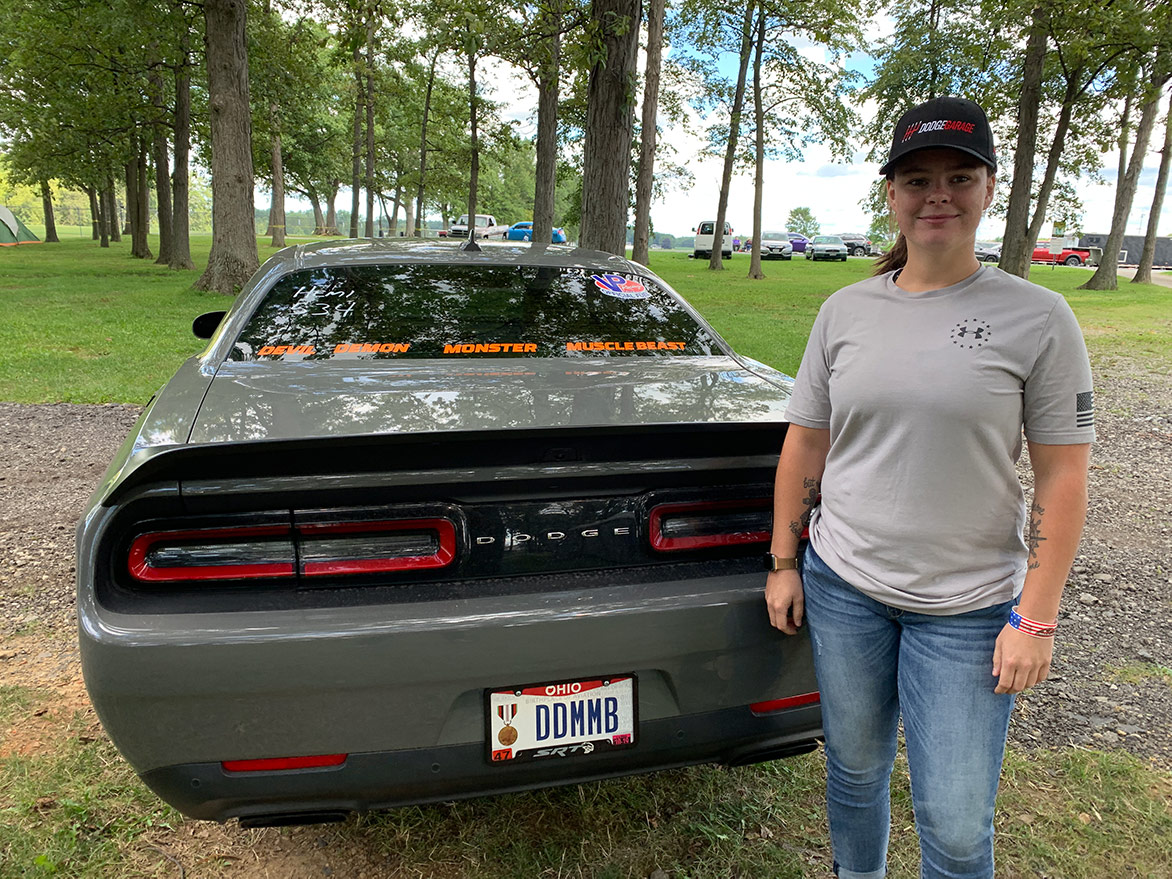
[1009,607,1058,638]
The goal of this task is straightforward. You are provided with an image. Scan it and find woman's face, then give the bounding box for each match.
[886,148,995,254]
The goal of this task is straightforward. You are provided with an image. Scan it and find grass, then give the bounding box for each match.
[1106,662,1172,686]
[2,237,1171,875]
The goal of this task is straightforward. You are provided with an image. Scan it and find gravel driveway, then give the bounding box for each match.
[0,359,1169,767]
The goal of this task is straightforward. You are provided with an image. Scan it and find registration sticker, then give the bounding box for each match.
[487,674,637,763]
[591,274,649,300]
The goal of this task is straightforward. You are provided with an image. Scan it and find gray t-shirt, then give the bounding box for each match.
[786,266,1095,614]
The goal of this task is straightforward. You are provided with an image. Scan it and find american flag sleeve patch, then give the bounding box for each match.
[1076,390,1094,428]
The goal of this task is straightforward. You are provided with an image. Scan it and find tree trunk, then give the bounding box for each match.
[709,5,754,270]
[98,187,110,247]
[124,160,137,240]
[467,43,480,244]
[579,0,642,256]
[170,31,195,270]
[197,0,260,295]
[999,5,1048,278]
[1080,72,1167,290]
[150,61,174,265]
[309,189,326,235]
[1025,79,1079,255]
[747,7,765,280]
[325,179,340,235]
[350,39,363,239]
[270,102,286,248]
[632,0,665,266]
[135,140,153,259]
[40,180,59,243]
[390,183,402,234]
[87,187,100,240]
[106,178,122,242]
[364,15,376,239]
[532,1,561,246]
[403,198,414,240]
[416,48,440,238]
[1133,88,1172,284]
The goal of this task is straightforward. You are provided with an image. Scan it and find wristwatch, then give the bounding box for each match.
[765,552,798,572]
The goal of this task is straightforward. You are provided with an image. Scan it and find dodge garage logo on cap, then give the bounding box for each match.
[880,96,997,177]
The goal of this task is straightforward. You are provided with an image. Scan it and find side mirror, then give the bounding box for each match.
[193,311,227,340]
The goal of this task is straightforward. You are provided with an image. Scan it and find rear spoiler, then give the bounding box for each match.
[102,421,790,507]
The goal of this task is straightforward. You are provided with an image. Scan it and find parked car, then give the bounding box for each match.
[449,214,508,240]
[692,220,733,260]
[975,242,1001,262]
[756,232,794,260]
[78,239,822,827]
[806,235,849,261]
[1032,243,1091,266]
[835,234,873,257]
[505,221,568,244]
[786,233,809,254]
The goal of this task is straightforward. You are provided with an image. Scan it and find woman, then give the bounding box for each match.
[764,96,1094,879]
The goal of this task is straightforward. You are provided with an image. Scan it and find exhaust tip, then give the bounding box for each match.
[238,810,350,829]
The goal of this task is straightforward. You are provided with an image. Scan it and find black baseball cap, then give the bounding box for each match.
[879,96,997,177]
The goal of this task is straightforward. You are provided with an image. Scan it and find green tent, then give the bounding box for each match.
[0,206,40,245]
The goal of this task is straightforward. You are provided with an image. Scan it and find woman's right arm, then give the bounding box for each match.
[764,424,830,634]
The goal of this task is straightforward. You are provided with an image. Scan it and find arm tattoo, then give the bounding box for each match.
[1027,500,1046,570]
[789,477,821,538]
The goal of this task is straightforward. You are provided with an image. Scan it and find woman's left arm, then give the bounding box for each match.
[992,441,1091,695]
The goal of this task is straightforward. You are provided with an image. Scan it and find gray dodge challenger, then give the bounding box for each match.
[77,239,820,826]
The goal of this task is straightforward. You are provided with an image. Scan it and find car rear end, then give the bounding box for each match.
[77,243,820,826]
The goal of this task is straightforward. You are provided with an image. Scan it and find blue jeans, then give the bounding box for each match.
[800,544,1016,879]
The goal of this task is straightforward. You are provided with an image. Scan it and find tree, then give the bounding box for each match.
[579,0,642,255]
[1133,87,1172,284]
[632,0,666,266]
[787,206,819,236]
[197,0,260,294]
[1081,46,1172,289]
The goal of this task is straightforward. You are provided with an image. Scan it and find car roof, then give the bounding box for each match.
[264,238,637,274]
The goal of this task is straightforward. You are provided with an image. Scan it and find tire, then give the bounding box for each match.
[1063,255,1082,266]
[693,251,702,259]
[850,246,863,257]
[783,254,792,260]
[841,254,848,261]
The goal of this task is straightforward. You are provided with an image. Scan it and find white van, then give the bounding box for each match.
[692,220,733,259]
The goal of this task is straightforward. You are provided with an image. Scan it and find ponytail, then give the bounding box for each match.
[872,232,907,276]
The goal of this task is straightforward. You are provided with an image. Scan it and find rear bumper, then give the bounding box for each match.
[142,703,822,824]
[80,570,820,819]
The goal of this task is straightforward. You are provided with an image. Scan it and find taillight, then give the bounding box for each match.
[221,753,347,773]
[128,526,296,582]
[128,517,457,583]
[750,692,821,715]
[299,518,456,576]
[648,499,772,551]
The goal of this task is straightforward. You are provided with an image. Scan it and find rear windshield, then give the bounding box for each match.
[229,264,724,361]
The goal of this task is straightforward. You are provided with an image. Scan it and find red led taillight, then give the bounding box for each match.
[128,517,458,583]
[221,753,347,773]
[749,692,821,715]
[648,499,772,551]
[299,518,456,576]
[127,525,296,582]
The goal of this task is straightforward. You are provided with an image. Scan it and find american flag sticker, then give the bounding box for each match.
[1076,390,1094,428]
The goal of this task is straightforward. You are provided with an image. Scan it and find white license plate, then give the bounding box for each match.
[486,674,637,763]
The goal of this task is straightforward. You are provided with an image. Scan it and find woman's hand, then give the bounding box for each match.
[992,625,1054,694]
[765,569,805,635]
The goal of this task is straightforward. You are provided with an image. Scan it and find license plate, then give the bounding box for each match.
[486,674,637,763]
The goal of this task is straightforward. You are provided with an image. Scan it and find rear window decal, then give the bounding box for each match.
[566,341,685,352]
[592,274,649,299]
[333,342,411,354]
[258,345,316,356]
[442,343,538,355]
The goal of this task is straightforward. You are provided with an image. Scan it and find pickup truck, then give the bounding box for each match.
[1032,243,1091,266]
[448,213,508,240]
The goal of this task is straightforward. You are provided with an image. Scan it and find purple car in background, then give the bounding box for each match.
[786,233,809,254]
